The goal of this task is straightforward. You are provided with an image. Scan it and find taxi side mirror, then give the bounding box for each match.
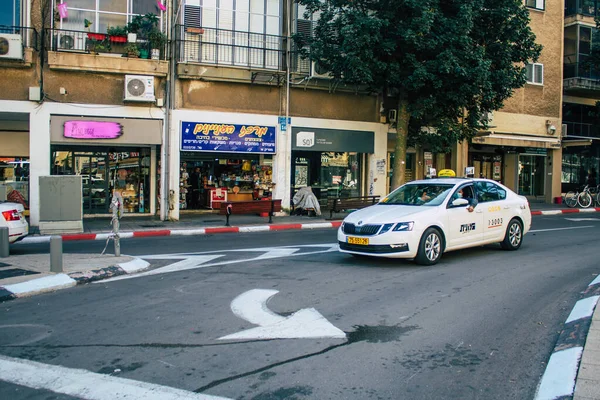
[451,198,469,207]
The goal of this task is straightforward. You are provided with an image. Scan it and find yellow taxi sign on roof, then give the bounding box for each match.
[438,169,456,177]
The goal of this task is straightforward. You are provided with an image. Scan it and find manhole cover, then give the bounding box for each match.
[0,269,40,280]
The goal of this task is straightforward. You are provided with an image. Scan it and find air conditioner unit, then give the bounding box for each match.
[479,111,495,127]
[311,60,333,79]
[0,34,23,60]
[388,109,397,123]
[561,123,568,138]
[56,33,86,52]
[124,75,156,102]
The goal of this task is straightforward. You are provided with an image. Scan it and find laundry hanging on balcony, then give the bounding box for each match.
[57,2,68,19]
[157,0,167,12]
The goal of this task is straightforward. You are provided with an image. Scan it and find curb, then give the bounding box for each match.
[531,207,600,216]
[0,258,150,303]
[534,276,600,400]
[18,221,344,244]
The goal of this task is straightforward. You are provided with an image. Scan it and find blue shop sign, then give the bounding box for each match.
[181,121,276,153]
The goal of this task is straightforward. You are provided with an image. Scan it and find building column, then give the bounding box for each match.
[545,147,562,203]
[503,153,519,193]
[451,141,469,176]
[150,146,157,215]
[167,111,180,221]
[273,126,291,211]
[29,108,51,227]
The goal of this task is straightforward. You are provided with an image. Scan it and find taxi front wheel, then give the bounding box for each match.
[501,219,523,251]
[415,228,443,266]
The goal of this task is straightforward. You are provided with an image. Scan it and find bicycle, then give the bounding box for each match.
[565,185,595,208]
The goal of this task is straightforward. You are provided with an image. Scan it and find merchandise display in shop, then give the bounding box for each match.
[180,157,274,209]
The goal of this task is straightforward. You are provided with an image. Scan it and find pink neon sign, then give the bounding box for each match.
[63,121,123,139]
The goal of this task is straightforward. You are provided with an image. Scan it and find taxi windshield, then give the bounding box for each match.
[380,183,454,206]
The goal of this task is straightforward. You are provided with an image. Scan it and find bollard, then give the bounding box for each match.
[50,236,63,273]
[0,227,9,258]
[112,216,121,257]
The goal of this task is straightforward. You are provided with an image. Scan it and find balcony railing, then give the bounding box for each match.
[47,28,167,60]
[0,25,38,51]
[564,121,600,139]
[565,0,597,17]
[177,25,285,71]
[564,62,600,80]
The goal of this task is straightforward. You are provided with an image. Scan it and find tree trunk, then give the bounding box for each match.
[391,99,409,190]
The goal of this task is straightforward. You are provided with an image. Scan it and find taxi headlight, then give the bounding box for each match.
[379,223,395,234]
[392,222,414,232]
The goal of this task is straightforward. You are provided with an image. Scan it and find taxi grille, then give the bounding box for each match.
[343,223,381,236]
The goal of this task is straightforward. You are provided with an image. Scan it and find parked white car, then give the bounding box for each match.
[338,178,531,265]
[0,201,29,243]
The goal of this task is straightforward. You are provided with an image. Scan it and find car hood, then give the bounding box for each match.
[342,204,434,224]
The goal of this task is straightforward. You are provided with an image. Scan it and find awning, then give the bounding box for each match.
[472,133,561,149]
[562,138,593,147]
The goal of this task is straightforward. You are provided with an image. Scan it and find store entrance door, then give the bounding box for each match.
[518,155,545,197]
[74,153,110,214]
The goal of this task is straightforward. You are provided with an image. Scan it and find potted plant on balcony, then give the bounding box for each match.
[148,28,167,60]
[126,13,162,60]
[107,26,128,43]
[124,43,140,58]
[90,38,111,55]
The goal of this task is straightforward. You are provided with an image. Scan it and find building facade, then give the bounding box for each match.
[0,0,563,230]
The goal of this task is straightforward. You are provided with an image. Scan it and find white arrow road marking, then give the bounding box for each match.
[101,255,225,282]
[0,354,232,400]
[100,245,339,283]
[565,218,600,221]
[218,289,346,340]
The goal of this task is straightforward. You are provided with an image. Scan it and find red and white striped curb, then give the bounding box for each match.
[530,207,600,216]
[17,208,596,244]
[19,221,344,244]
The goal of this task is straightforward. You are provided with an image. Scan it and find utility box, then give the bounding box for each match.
[39,176,83,234]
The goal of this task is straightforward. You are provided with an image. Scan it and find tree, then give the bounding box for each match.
[294,0,542,189]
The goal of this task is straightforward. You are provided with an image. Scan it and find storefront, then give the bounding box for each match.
[0,126,30,211]
[291,127,375,204]
[180,121,276,210]
[468,145,504,182]
[49,116,162,215]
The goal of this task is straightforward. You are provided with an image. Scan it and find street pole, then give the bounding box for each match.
[0,227,9,258]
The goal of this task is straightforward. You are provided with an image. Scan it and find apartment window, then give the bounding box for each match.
[525,63,543,84]
[58,0,163,33]
[183,0,281,35]
[0,0,20,27]
[526,0,545,10]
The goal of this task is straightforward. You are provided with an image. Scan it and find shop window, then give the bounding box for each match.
[51,149,151,214]
[0,158,29,211]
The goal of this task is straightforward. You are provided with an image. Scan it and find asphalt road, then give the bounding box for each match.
[1,214,599,400]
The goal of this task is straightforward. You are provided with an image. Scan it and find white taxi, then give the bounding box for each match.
[338,178,531,265]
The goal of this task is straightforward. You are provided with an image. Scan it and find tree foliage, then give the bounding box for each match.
[294,0,542,188]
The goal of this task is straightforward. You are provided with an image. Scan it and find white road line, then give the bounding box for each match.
[0,354,232,400]
[566,296,600,324]
[529,225,594,233]
[534,347,582,400]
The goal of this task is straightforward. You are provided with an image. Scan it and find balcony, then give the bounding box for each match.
[0,25,38,67]
[565,0,597,17]
[46,28,168,76]
[564,62,600,97]
[564,121,600,139]
[176,25,285,81]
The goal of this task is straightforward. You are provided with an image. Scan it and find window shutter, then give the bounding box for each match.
[184,5,201,28]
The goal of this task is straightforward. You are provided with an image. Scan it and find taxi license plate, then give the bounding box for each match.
[347,236,369,245]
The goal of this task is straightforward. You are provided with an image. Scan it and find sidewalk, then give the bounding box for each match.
[2,203,600,399]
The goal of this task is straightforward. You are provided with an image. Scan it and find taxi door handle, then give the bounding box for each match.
[503,206,510,209]
[476,210,483,213]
